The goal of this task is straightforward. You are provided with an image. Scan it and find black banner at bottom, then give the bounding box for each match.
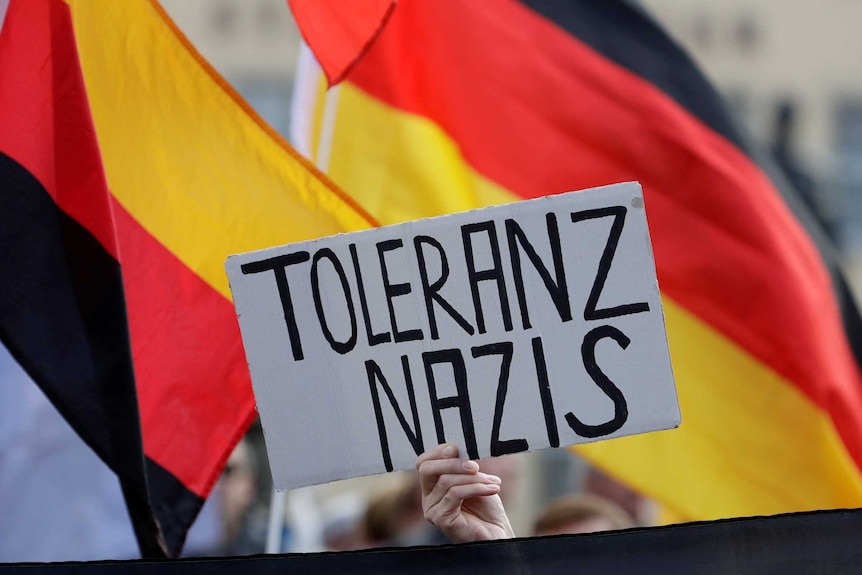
[4,507,862,574]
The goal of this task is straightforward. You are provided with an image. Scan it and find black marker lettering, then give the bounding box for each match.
[366,356,425,472]
[461,221,513,334]
[531,336,560,447]
[472,342,527,456]
[423,349,479,460]
[349,243,391,346]
[310,248,357,355]
[570,206,650,320]
[565,325,630,438]
[377,239,424,343]
[506,213,571,329]
[414,235,474,339]
[240,252,310,361]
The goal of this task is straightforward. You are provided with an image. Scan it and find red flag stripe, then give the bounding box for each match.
[0,0,117,258]
[112,199,256,497]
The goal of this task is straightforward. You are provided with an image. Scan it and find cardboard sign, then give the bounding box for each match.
[226,182,679,490]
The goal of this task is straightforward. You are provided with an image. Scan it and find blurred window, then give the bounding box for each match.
[734,13,760,54]
[210,1,237,39]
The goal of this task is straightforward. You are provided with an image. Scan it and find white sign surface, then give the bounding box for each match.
[226,182,679,490]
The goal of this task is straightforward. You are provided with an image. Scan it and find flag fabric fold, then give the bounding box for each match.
[288,0,396,86]
[290,0,862,520]
[0,0,375,556]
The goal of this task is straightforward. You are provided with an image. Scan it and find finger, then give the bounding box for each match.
[424,471,501,512]
[417,457,481,494]
[415,443,459,470]
[426,482,502,525]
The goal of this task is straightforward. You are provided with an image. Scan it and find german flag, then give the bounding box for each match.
[0,0,373,556]
[292,0,862,519]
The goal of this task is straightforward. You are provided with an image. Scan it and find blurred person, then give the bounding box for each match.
[532,493,635,536]
[359,472,450,547]
[583,467,657,527]
[360,473,417,546]
[212,439,267,555]
[320,492,367,551]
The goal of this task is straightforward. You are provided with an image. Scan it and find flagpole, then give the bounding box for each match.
[315,84,341,171]
[263,51,341,555]
[264,489,287,554]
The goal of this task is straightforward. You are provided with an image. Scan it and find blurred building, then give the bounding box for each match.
[161,0,301,136]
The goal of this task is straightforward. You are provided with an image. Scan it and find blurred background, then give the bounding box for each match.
[3,0,862,561]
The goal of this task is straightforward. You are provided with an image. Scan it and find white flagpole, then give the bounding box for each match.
[264,489,287,554]
[290,42,341,170]
[315,84,341,172]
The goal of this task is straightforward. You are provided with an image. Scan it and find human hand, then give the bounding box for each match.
[415,443,515,543]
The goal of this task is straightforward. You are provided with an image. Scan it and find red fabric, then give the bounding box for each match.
[288,0,396,86]
[113,199,256,498]
[0,0,117,258]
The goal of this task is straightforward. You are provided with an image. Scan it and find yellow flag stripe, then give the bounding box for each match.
[69,0,375,301]
[311,80,516,223]
[578,298,862,519]
[311,81,862,517]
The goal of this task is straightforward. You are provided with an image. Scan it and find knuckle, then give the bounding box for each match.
[437,474,455,489]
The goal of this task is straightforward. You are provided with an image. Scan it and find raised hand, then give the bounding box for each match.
[416,443,515,543]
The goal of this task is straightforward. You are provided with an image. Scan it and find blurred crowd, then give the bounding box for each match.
[192,433,659,556]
